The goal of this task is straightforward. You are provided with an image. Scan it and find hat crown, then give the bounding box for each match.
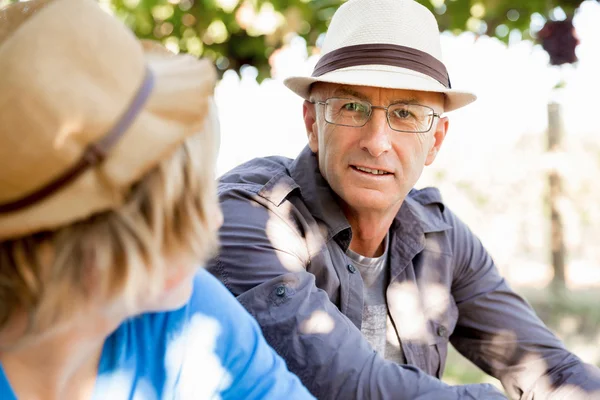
[283,0,476,114]
[0,0,145,204]
[321,0,444,61]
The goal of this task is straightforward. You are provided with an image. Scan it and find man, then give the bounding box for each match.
[0,1,314,399]
[207,0,600,398]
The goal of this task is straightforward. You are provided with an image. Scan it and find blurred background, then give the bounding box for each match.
[4,0,599,389]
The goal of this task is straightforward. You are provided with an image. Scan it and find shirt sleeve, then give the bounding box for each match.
[446,208,600,399]
[189,269,315,400]
[206,189,507,400]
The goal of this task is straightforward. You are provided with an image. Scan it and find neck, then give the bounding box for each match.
[0,314,119,400]
[343,202,402,258]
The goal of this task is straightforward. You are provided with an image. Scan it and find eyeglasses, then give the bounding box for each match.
[310,97,441,133]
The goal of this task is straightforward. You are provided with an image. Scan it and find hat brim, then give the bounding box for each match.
[284,64,476,112]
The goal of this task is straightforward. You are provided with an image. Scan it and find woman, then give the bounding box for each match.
[0,0,314,399]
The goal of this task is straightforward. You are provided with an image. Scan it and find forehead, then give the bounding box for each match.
[312,83,444,107]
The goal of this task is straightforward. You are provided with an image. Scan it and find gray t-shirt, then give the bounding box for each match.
[346,236,404,364]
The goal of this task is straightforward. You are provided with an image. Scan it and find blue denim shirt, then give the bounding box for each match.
[208,146,600,400]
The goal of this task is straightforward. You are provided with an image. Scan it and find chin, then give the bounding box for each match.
[342,189,395,212]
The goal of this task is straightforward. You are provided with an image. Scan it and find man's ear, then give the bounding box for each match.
[425,116,449,166]
[303,100,319,153]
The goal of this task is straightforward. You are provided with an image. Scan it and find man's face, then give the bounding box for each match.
[303,83,449,215]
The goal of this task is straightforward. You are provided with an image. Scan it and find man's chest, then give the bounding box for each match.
[307,238,458,378]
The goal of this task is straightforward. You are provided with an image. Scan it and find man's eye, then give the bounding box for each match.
[342,102,366,112]
[394,109,412,119]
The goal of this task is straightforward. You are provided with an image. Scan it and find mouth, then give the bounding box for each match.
[350,165,393,176]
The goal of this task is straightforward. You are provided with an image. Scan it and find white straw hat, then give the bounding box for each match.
[284,0,476,112]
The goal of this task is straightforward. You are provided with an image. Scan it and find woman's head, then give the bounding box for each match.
[0,0,222,340]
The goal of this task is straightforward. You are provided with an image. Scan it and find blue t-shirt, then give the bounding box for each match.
[0,269,315,400]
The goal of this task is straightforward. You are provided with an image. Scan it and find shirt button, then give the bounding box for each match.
[347,264,357,274]
[275,286,286,297]
[437,325,448,338]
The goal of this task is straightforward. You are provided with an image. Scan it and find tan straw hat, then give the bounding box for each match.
[0,0,217,240]
[284,0,476,112]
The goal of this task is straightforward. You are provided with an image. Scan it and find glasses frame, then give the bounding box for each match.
[310,97,442,133]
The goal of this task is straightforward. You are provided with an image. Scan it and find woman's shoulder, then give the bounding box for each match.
[124,269,243,338]
[98,269,240,398]
[103,268,313,399]
[123,268,244,358]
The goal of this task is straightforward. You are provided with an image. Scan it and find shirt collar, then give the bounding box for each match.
[402,189,452,234]
[289,146,351,246]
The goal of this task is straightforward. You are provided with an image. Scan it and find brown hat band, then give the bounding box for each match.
[0,67,155,215]
[311,43,451,89]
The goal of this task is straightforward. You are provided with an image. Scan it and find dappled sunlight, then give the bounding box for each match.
[386,281,429,342]
[95,371,160,400]
[262,182,329,272]
[510,352,553,394]
[421,283,451,321]
[512,352,600,398]
[164,314,231,399]
[300,310,335,335]
[387,280,454,344]
[423,238,446,254]
[265,202,308,273]
[488,329,518,359]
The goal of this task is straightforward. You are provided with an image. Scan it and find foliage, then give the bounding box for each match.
[102,0,595,80]
[4,0,594,77]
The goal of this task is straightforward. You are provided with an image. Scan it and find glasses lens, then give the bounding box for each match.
[325,98,370,127]
[388,104,434,133]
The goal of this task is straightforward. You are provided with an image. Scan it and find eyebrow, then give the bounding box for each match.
[390,97,420,105]
[332,87,421,105]
[332,87,369,101]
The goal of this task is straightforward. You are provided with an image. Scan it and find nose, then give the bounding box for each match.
[359,108,392,158]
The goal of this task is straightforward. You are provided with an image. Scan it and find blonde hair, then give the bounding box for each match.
[0,117,220,335]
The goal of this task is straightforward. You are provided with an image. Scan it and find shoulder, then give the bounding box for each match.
[217,155,302,212]
[216,156,307,247]
[184,270,314,399]
[407,186,446,211]
[188,268,248,320]
[218,155,293,192]
[156,270,280,398]
[404,187,457,233]
[406,187,472,230]
[119,271,241,341]
[186,269,273,361]
[100,271,255,398]
[406,188,489,273]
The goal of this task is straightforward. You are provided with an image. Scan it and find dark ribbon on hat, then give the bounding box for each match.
[0,67,155,215]
[312,43,451,89]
